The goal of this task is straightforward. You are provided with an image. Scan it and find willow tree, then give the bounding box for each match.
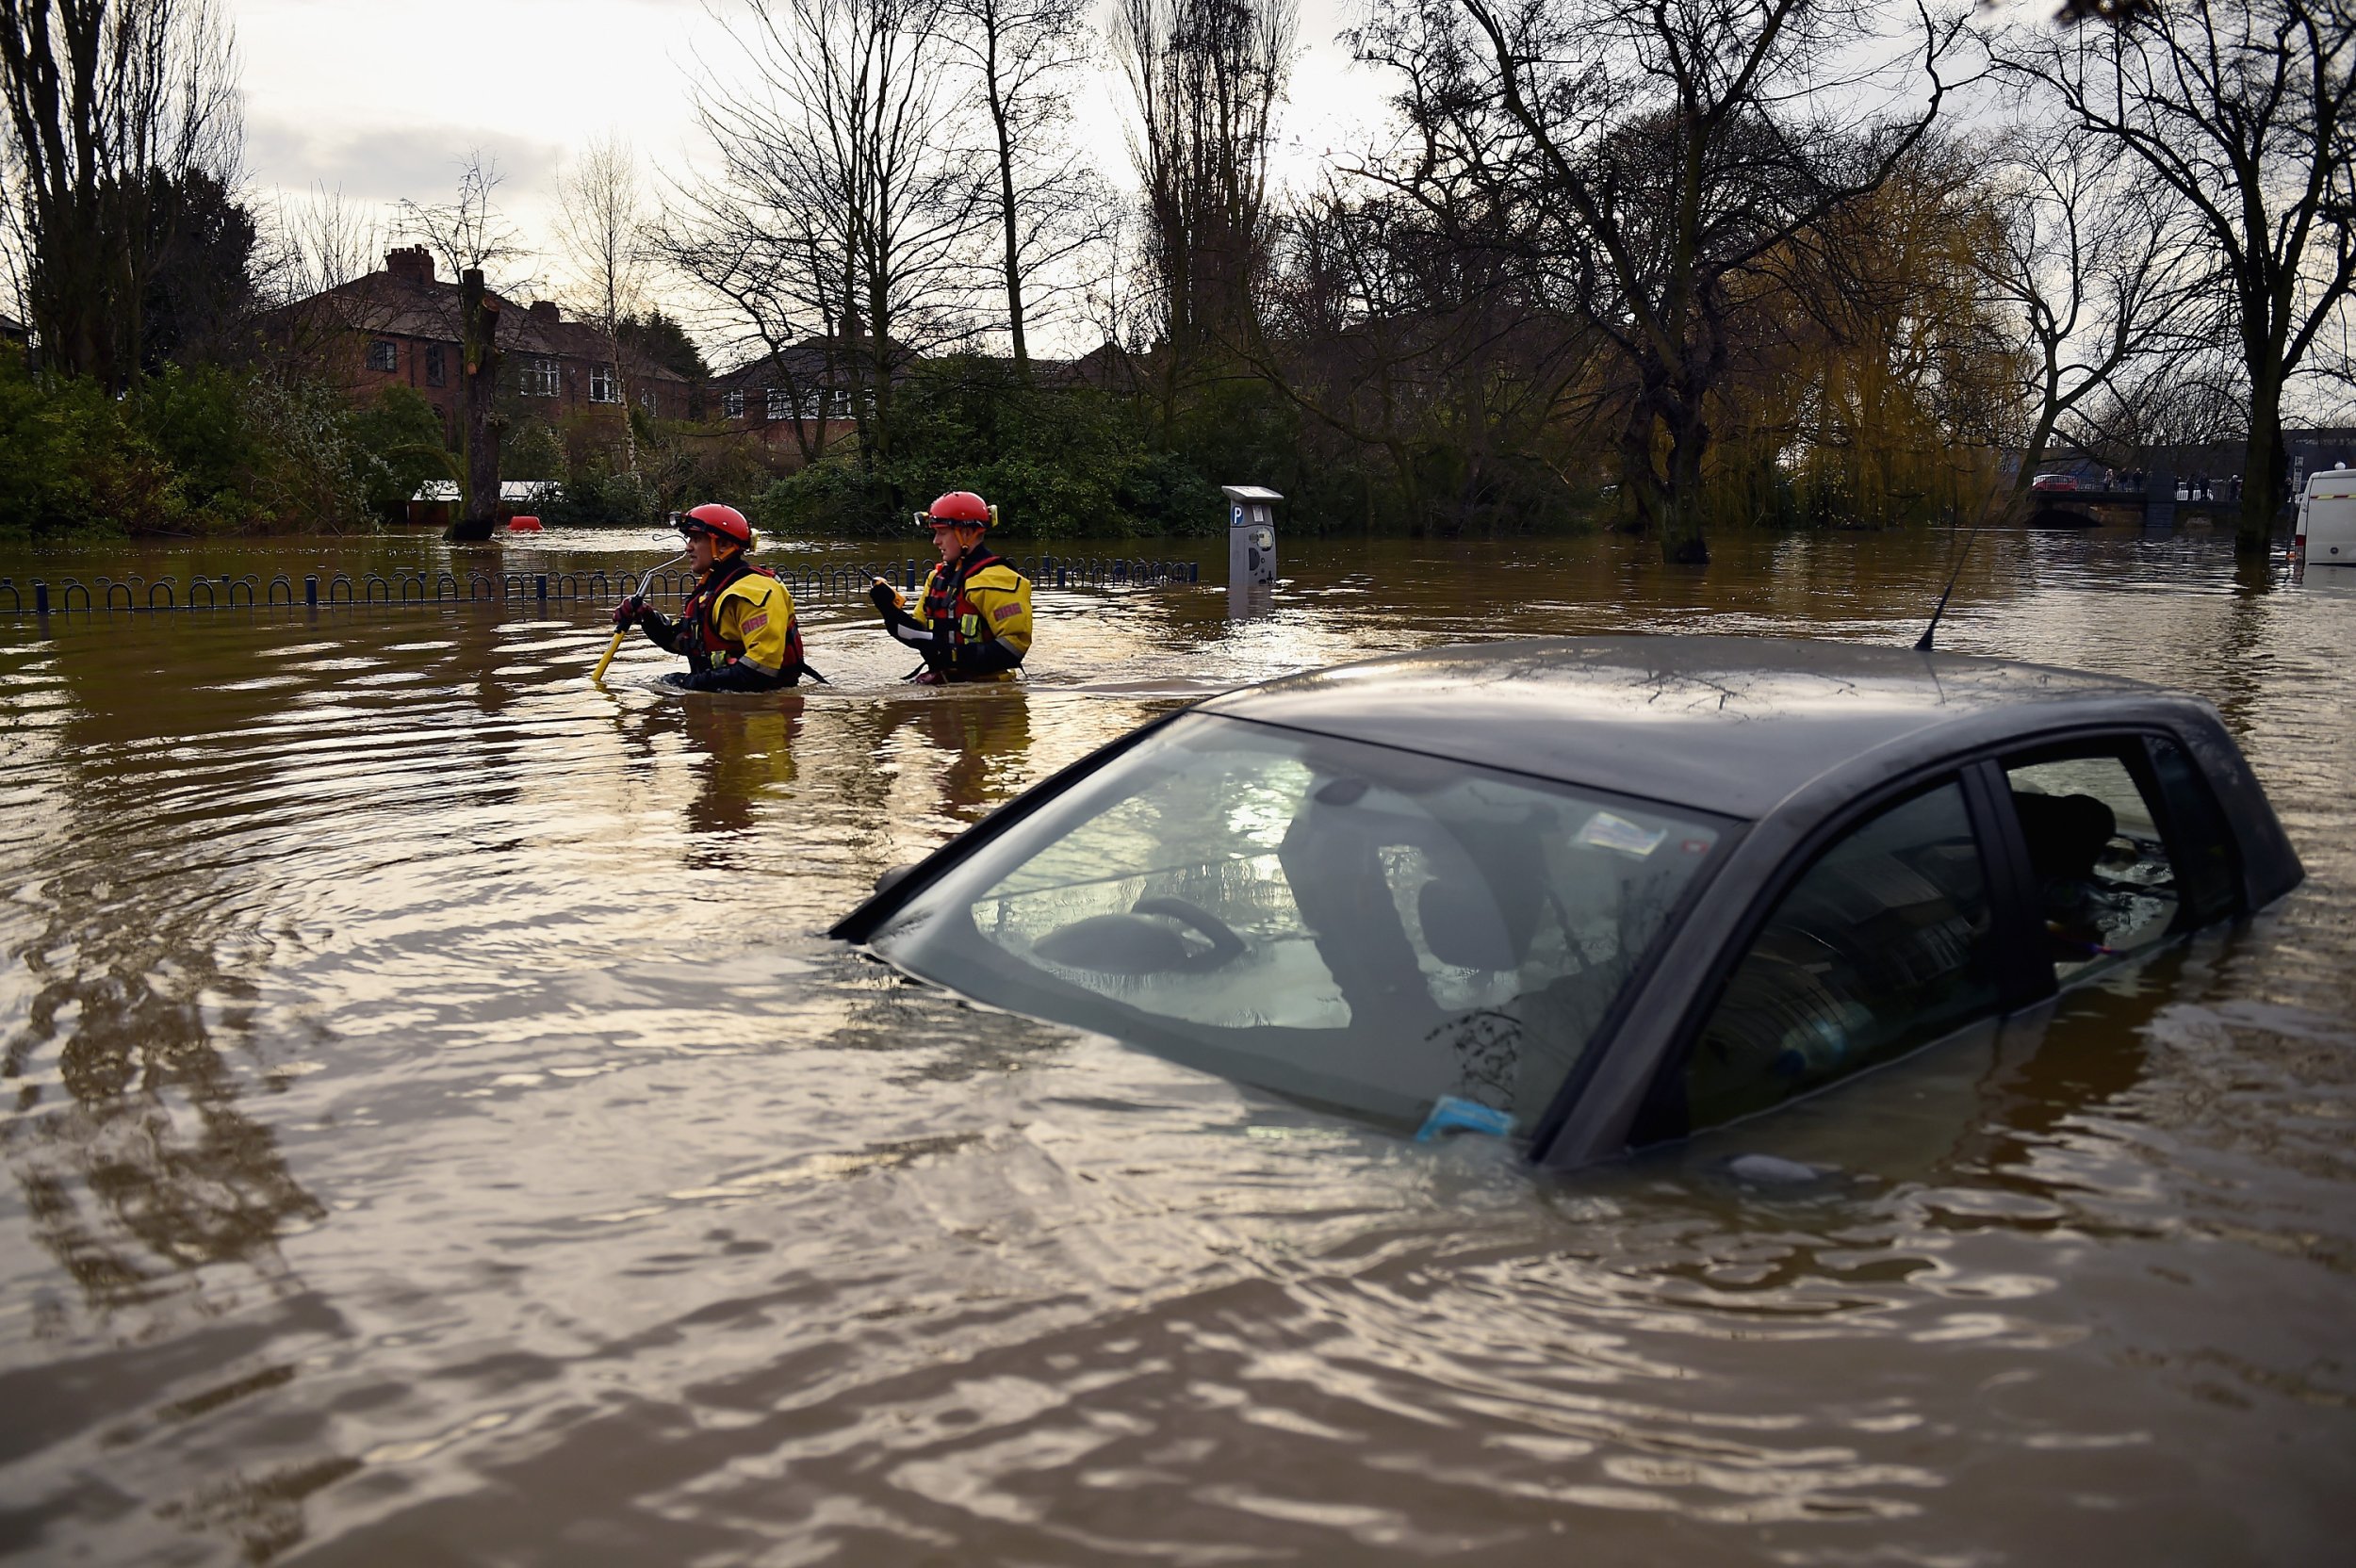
[1732,139,2019,529]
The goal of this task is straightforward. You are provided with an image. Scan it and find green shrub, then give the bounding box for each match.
[754,359,1227,539]
[501,416,565,484]
[341,384,450,522]
[130,365,261,528]
[0,354,181,536]
[0,355,406,536]
[541,468,662,526]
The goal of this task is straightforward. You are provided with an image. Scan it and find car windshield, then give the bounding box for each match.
[868,714,1731,1137]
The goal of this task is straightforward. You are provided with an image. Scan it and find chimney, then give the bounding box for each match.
[528,301,559,324]
[385,245,434,285]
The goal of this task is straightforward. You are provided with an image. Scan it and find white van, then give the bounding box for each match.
[2298,466,2356,565]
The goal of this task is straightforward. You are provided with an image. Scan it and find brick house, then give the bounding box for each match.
[705,339,877,465]
[286,246,693,439]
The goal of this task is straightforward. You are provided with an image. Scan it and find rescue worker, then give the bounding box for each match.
[867,490,1034,683]
[614,503,811,691]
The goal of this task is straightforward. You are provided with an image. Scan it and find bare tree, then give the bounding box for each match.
[1111,0,1296,384]
[667,0,984,470]
[555,132,652,471]
[1975,118,2199,490]
[271,182,384,301]
[401,153,524,540]
[1251,177,1610,533]
[0,0,241,387]
[943,0,1100,378]
[1357,0,1968,563]
[2069,344,2251,480]
[1997,0,2356,551]
[398,150,528,286]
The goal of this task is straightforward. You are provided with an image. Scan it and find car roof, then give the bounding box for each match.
[1196,636,2178,820]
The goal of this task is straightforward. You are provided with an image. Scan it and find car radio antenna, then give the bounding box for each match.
[1915,488,2004,652]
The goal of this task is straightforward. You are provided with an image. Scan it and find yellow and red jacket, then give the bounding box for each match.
[877,549,1033,682]
[654,560,804,687]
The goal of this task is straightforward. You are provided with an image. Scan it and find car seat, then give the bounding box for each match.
[2012,791,2117,886]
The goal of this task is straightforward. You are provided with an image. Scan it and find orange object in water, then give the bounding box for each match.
[507,514,543,531]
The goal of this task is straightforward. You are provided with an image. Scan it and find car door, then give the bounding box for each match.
[1626,773,2035,1145]
[1622,730,2247,1151]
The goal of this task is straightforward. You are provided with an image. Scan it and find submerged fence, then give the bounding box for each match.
[0,555,1200,616]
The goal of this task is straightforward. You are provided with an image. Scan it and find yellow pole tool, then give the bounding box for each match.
[592,553,684,684]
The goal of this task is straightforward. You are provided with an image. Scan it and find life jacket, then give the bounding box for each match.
[680,558,803,677]
[920,549,1020,646]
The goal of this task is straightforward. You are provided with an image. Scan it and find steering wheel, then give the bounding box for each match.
[1131,896,1250,971]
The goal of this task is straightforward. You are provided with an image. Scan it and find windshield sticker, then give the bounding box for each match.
[1577,810,1667,858]
[1415,1095,1514,1143]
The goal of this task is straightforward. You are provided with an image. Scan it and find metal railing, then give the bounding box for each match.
[0,556,1201,616]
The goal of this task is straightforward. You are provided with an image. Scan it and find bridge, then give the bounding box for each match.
[2026,472,2207,530]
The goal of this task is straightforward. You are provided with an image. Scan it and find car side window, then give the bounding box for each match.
[2003,745,2182,983]
[1680,780,1999,1132]
[2144,735,2238,926]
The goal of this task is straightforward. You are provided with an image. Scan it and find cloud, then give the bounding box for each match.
[246,116,567,209]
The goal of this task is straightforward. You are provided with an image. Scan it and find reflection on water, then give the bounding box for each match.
[2,524,2352,1563]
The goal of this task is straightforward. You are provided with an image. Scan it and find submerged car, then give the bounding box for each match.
[832,639,2301,1168]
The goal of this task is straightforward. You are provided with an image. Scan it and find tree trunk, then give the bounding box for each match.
[2015,376,2063,493]
[867,273,892,467]
[1615,399,1663,536]
[990,94,1028,382]
[610,324,638,475]
[1659,408,1711,565]
[450,268,502,542]
[2240,369,2286,556]
[1625,392,1712,564]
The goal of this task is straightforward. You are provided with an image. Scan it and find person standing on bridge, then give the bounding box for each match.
[867,491,1034,684]
[614,503,811,691]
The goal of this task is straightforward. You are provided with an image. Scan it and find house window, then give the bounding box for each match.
[423,343,445,386]
[590,363,619,403]
[722,388,744,419]
[366,339,397,373]
[520,356,560,398]
[764,386,792,420]
[638,387,657,413]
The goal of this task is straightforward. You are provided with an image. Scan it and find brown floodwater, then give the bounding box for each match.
[2,523,2351,1565]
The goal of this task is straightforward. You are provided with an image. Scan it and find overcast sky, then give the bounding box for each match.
[235,0,1385,338]
[233,0,2023,362]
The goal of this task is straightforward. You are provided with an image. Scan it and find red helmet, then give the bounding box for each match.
[924,490,991,527]
[677,502,752,549]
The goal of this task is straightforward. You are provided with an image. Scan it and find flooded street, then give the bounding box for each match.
[3,524,2352,1564]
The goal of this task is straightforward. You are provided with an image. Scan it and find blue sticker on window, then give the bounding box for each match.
[1415,1095,1514,1142]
